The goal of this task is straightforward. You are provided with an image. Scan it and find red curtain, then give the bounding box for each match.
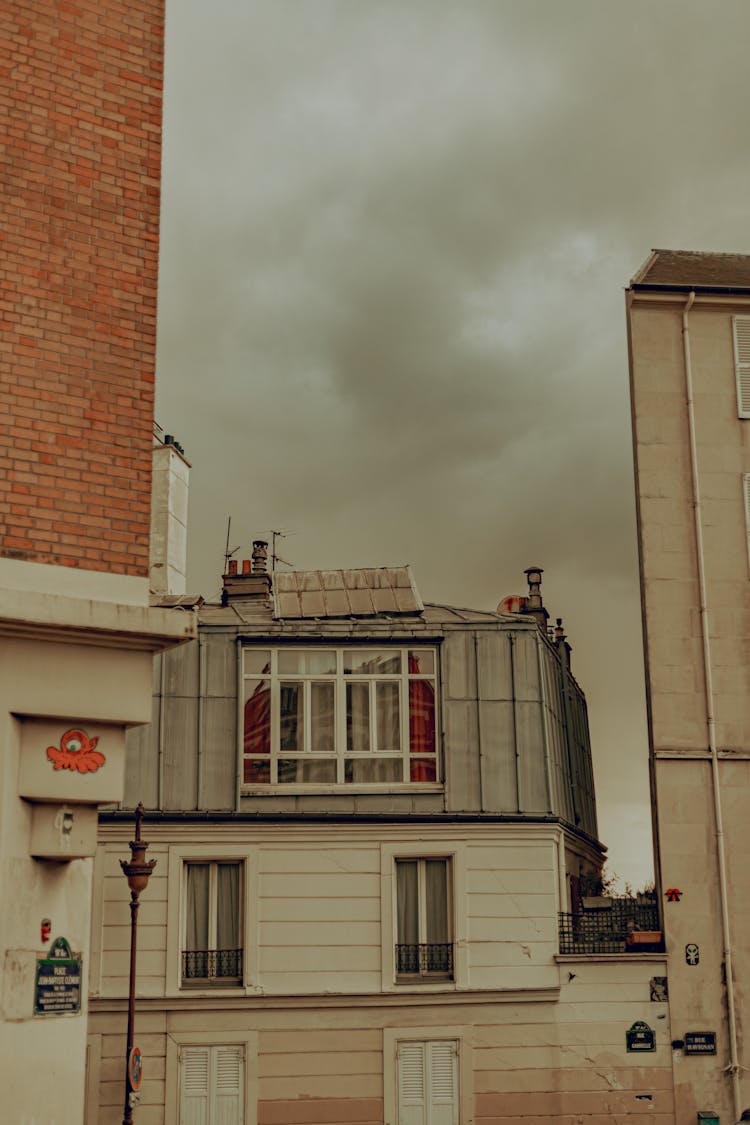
[243,678,270,762]
[409,657,436,780]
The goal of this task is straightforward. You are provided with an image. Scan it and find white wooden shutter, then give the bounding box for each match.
[733,317,750,417]
[744,475,750,576]
[398,1042,427,1125]
[180,1047,210,1125]
[426,1041,459,1125]
[212,1045,243,1125]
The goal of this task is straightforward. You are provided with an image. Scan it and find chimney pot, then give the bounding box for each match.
[227,559,238,576]
[252,540,269,574]
[242,559,251,575]
[520,566,549,633]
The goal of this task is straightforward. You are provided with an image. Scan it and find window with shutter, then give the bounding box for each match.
[397,1040,458,1125]
[213,1046,243,1125]
[180,1047,210,1125]
[179,1044,244,1125]
[733,317,750,417]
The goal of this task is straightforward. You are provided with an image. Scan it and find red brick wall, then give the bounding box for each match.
[0,0,164,576]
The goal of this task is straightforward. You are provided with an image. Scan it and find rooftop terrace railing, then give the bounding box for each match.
[559,898,662,955]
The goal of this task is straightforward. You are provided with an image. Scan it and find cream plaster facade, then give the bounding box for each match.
[627,251,750,1124]
[0,585,195,1125]
[88,567,674,1124]
[89,821,672,1125]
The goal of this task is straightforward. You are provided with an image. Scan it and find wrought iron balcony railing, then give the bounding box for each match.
[559,899,662,955]
[181,948,243,984]
[396,942,454,979]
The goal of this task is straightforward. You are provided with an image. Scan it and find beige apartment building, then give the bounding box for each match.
[88,557,673,1124]
[627,249,750,1124]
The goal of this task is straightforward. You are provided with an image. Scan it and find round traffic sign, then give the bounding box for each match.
[128,1046,143,1091]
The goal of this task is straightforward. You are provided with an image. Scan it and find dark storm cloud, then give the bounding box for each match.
[155,0,750,884]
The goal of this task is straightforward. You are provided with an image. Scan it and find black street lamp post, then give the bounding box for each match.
[120,803,156,1125]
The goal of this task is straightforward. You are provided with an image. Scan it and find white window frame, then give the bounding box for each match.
[380,841,467,992]
[165,1029,258,1125]
[395,857,454,981]
[166,844,258,997]
[733,315,750,418]
[182,860,244,986]
[240,645,441,791]
[743,474,750,576]
[383,1027,473,1125]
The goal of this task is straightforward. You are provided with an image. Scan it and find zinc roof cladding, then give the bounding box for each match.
[631,248,750,289]
[272,566,424,619]
[197,599,520,629]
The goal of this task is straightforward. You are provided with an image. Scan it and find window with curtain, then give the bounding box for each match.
[182,861,242,986]
[395,857,453,980]
[241,646,438,787]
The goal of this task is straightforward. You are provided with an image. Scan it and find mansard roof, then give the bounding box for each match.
[631,248,750,290]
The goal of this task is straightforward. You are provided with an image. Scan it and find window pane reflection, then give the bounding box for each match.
[347,682,370,751]
[344,650,401,675]
[280,682,303,751]
[311,682,335,753]
[376,681,400,751]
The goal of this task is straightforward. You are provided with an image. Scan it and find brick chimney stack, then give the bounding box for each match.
[221,539,272,606]
[149,430,190,596]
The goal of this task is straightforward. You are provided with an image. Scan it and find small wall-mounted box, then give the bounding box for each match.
[30,803,98,860]
[697,1113,719,1125]
[18,719,125,804]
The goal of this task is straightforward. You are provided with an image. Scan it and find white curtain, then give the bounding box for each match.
[186,864,209,951]
[396,860,419,944]
[425,860,448,944]
[217,863,240,951]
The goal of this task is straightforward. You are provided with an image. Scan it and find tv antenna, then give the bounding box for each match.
[223,516,240,574]
[270,529,293,571]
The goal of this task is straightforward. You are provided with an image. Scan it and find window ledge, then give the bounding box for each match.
[175,986,249,998]
[555,952,667,963]
[241,783,444,796]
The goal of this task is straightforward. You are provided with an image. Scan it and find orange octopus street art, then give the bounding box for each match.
[47,729,105,773]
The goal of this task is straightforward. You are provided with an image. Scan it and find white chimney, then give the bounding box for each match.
[149,433,189,595]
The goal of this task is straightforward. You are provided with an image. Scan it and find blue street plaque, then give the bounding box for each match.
[685,1031,717,1056]
[626,1021,656,1052]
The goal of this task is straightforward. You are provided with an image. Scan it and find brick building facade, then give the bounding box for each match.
[1,0,164,576]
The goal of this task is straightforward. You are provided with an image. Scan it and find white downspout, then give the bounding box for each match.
[682,290,742,1119]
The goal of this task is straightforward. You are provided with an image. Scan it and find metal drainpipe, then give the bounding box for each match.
[508,633,521,812]
[534,630,555,816]
[472,632,485,812]
[196,631,203,809]
[682,290,742,1118]
[558,639,579,829]
[157,651,166,810]
[235,635,243,810]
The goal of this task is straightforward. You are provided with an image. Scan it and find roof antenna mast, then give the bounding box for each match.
[270,529,293,571]
[223,516,240,575]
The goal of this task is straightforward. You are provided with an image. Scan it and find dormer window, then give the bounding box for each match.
[241,647,438,787]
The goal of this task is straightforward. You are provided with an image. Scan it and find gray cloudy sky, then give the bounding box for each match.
[154,0,750,887]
